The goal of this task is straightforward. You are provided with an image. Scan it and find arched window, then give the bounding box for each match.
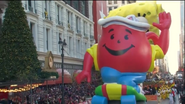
[80,1,89,18]
[73,1,79,11]
[66,0,72,6]
[81,1,85,15]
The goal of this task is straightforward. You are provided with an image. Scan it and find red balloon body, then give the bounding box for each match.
[97,25,152,73]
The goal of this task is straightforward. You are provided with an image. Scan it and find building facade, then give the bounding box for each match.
[0,1,95,75]
[106,0,136,13]
[164,56,169,72]
[155,56,169,73]
[93,1,107,43]
[179,1,184,69]
[93,0,136,43]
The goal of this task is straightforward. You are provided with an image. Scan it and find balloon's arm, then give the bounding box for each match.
[146,29,169,55]
[86,44,100,71]
[155,29,169,55]
[82,52,94,73]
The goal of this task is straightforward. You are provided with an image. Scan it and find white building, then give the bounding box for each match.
[180,1,184,67]
[155,55,169,73]
[106,0,136,13]
[1,1,95,75]
[164,56,169,72]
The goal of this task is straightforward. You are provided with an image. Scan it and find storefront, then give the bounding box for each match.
[40,60,83,77]
[38,51,84,84]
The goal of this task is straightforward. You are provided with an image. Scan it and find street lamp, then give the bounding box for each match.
[58,39,67,104]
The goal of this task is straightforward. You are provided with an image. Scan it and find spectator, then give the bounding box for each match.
[152,86,156,95]
[171,88,175,102]
[7,71,102,104]
[169,91,174,104]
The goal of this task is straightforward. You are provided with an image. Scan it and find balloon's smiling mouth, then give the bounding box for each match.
[103,44,135,56]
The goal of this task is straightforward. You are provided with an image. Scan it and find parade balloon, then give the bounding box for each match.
[76,1,171,104]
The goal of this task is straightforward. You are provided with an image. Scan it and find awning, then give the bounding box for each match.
[42,80,56,86]
[73,70,82,78]
[55,69,72,84]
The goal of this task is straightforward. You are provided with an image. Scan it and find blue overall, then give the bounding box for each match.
[91,67,147,104]
[101,67,147,93]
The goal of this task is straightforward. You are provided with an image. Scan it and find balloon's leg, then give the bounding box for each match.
[120,95,136,104]
[91,95,108,104]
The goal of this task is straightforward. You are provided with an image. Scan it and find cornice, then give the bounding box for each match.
[37,51,83,62]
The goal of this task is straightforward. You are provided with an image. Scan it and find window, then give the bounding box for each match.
[76,16,78,31]
[76,40,78,57]
[114,0,117,4]
[83,21,85,35]
[81,1,85,15]
[44,0,51,19]
[76,16,81,33]
[85,43,87,51]
[69,37,72,55]
[49,1,51,17]
[114,6,117,9]
[81,1,89,17]
[60,7,63,23]
[83,21,87,36]
[68,11,70,23]
[66,0,71,5]
[77,40,81,58]
[28,0,31,7]
[109,7,112,11]
[122,0,125,4]
[57,5,59,24]
[78,40,80,50]
[79,18,81,30]
[30,22,36,44]
[28,0,36,13]
[73,1,79,11]
[67,10,72,29]
[108,1,112,5]
[90,24,91,36]
[58,33,62,53]
[46,28,49,51]
[45,0,47,10]
[71,13,73,29]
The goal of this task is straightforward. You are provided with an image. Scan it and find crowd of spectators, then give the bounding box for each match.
[174,79,184,94]
[174,79,185,104]
[0,71,102,104]
[142,86,157,95]
[1,73,184,104]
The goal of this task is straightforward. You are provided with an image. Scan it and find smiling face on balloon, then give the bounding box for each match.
[97,24,152,73]
[102,28,135,56]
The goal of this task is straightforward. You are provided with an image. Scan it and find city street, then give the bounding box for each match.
[0,0,183,104]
